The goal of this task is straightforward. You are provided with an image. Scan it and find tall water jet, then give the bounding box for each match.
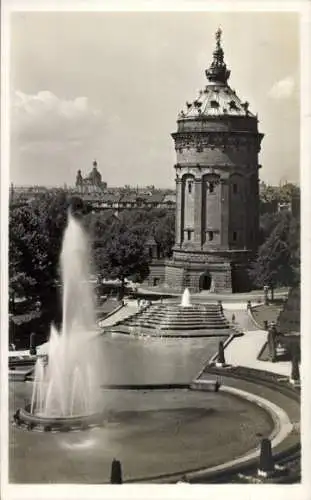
[30,212,101,418]
[180,288,191,308]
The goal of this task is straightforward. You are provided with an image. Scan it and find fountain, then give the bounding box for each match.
[111,286,231,336]
[10,219,282,480]
[16,212,103,431]
[180,288,191,308]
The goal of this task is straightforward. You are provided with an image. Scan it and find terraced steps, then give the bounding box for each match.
[111,302,232,335]
[121,321,229,330]
[109,328,231,338]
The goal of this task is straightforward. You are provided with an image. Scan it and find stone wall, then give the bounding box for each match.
[164,262,233,292]
[144,262,166,287]
[165,264,185,290]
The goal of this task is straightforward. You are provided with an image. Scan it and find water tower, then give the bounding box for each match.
[165,29,264,292]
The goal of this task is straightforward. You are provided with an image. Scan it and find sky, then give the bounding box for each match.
[10,11,300,188]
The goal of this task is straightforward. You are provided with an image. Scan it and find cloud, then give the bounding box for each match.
[11,90,107,185]
[11,90,104,145]
[268,76,296,100]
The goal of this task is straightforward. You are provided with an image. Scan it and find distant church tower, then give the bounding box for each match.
[165,29,264,292]
[75,160,107,193]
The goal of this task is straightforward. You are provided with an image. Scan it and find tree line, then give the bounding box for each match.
[249,210,300,296]
[9,190,299,313]
[259,181,300,204]
[9,193,175,312]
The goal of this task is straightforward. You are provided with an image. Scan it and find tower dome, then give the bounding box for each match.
[178,28,255,121]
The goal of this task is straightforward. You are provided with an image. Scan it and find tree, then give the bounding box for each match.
[279,183,300,203]
[260,182,279,203]
[287,215,300,282]
[260,181,300,204]
[259,212,284,245]
[249,212,299,297]
[93,218,151,298]
[9,202,53,309]
[89,208,175,293]
[9,272,36,313]
[120,208,176,257]
[9,192,87,311]
[153,211,175,258]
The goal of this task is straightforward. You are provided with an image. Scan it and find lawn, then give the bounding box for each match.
[251,304,283,329]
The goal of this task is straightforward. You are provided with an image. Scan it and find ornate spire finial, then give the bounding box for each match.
[205,28,230,84]
[215,27,222,47]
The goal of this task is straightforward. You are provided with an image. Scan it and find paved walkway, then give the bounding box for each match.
[224,328,291,377]
[220,305,291,377]
[223,305,255,331]
[137,286,289,303]
[98,301,139,328]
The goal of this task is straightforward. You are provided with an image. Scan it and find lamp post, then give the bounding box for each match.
[258,438,275,478]
[110,458,123,484]
[29,332,37,356]
[216,341,226,367]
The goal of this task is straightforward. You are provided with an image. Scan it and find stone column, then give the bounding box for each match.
[194,177,203,245]
[175,178,183,246]
[220,177,229,248]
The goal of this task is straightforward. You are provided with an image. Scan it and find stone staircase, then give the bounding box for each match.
[111,302,231,335]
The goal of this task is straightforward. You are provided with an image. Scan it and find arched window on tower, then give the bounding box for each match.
[208,182,214,193]
[188,182,193,194]
[233,183,238,194]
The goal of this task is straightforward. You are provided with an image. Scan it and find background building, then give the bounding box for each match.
[75,161,107,194]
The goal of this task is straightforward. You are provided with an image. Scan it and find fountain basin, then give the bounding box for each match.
[14,405,105,432]
[10,387,277,483]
